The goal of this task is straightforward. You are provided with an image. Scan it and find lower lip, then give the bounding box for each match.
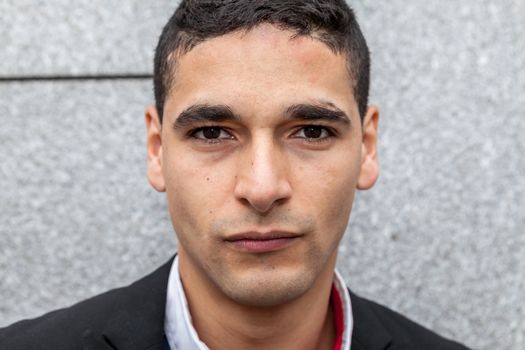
[226,237,298,253]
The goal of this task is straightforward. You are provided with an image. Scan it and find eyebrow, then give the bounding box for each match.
[172,101,351,129]
[285,103,351,126]
[172,104,240,129]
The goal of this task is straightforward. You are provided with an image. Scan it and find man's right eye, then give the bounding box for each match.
[190,127,234,141]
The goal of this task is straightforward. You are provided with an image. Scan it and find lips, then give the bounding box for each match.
[224,231,301,253]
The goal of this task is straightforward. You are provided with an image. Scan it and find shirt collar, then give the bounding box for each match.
[334,268,353,350]
[165,256,353,350]
[164,256,208,350]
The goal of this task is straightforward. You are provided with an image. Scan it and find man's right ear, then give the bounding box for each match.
[145,106,166,192]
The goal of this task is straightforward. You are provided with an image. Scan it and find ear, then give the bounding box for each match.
[357,106,380,190]
[145,105,166,192]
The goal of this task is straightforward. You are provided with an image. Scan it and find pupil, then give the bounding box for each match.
[304,126,322,138]
[203,128,221,139]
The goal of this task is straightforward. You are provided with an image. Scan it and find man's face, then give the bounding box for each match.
[146,25,378,307]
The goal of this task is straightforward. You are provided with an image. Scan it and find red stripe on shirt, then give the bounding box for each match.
[331,284,345,350]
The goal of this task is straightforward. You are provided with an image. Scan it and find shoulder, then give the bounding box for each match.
[0,259,173,350]
[0,286,123,350]
[349,290,470,350]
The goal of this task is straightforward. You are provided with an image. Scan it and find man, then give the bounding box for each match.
[0,1,469,349]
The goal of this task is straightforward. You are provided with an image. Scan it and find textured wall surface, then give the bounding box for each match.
[1,1,524,349]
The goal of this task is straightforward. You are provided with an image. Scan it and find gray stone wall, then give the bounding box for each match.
[1,1,524,349]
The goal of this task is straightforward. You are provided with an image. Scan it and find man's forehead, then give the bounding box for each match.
[162,24,356,125]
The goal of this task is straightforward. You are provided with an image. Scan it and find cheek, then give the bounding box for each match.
[162,152,235,234]
[163,161,201,235]
[323,167,357,219]
[295,155,360,229]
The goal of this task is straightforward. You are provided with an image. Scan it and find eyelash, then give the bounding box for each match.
[188,127,235,144]
[188,125,335,144]
[291,125,336,143]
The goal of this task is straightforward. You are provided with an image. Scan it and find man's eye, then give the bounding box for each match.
[293,126,332,140]
[191,127,233,141]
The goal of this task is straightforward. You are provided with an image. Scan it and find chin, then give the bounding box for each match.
[217,269,315,307]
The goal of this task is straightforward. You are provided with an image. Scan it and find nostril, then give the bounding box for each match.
[234,179,292,213]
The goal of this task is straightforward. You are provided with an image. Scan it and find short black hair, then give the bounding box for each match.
[154,0,370,122]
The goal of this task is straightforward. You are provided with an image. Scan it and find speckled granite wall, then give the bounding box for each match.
[1,1,524,349]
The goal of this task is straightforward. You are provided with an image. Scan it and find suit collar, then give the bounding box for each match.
[349,289,393,350]
[99,257,174,350]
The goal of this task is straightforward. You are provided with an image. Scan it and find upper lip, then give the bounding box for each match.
[224,230,302,241]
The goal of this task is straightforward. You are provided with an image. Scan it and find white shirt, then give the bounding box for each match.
[164,256,353,350]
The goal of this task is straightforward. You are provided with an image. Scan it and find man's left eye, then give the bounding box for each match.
[293,126,332,140]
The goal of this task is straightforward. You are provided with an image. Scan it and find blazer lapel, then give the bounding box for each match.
[84,257,174,350]
[349,289,393,350]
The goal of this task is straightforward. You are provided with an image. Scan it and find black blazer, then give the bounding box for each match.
[0,258,469,350]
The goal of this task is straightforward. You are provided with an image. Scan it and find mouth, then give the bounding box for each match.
[224,231,302,253]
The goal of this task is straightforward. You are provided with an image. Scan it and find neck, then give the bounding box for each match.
[178,251,337,350]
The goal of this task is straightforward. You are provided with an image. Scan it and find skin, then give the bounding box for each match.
[145,24,379,350]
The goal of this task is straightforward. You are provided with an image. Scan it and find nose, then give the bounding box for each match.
[233,137,292,214]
